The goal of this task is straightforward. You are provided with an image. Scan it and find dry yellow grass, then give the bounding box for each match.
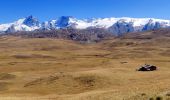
[0,35,169,100]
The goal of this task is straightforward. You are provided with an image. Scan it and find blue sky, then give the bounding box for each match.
[0,0,170,23]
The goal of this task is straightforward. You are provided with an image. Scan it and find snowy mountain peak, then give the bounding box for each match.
[56,16,74,28]
[23,15,40,27]
[2,16,40,33]
[0,16,170,35]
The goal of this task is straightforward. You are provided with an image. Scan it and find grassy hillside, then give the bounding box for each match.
[0,29,169,100]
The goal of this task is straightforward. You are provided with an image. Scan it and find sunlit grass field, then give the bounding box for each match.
[0,33,169,100]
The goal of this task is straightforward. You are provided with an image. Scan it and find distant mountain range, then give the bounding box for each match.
[1,15,170,35]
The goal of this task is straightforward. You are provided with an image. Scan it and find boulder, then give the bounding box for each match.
[137,64,157,71]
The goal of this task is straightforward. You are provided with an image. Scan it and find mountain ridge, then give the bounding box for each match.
[1,16,170,35]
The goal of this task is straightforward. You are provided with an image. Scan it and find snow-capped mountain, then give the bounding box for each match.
[1,16,170,35]
[0,16,40,33]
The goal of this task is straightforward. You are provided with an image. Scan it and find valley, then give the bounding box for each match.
[0,29,169,100]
